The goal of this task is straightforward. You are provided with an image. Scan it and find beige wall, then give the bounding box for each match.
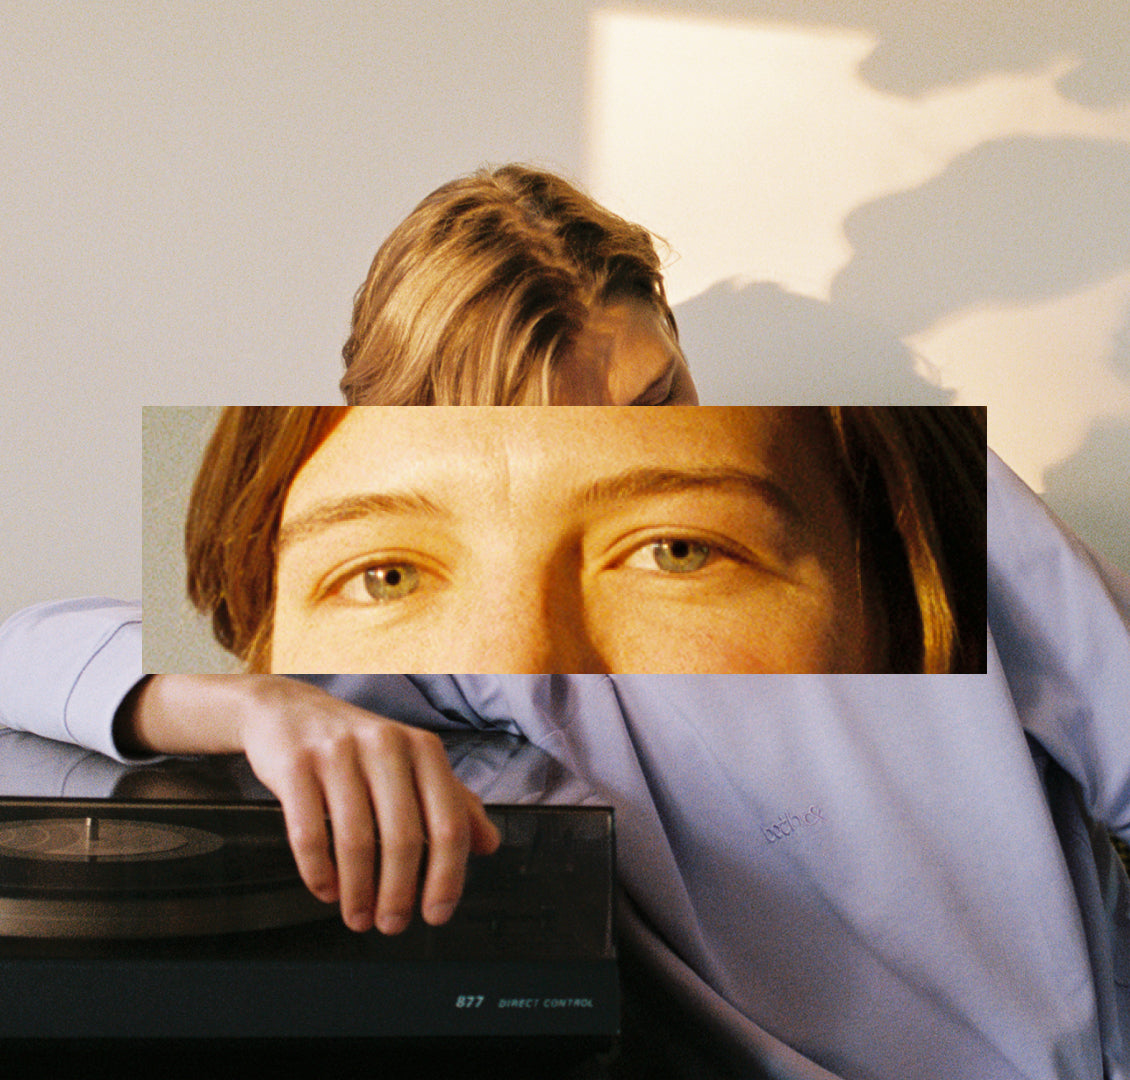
[5,3,1129,663]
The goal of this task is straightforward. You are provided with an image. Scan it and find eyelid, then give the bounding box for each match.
[632,371,677,405]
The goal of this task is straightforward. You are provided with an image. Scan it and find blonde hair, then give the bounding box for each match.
[340,165,676,405]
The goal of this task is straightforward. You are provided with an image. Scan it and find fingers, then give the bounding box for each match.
[273,728,429,935]
[364,729,428,935]
[321,751,380,932]
[419,788,501,927]
[410,736,476,926]
[283,727,488,934]
[372,728,503,930]
[271,765,339,904]
[297,724,430,935]
[235,682,493,936]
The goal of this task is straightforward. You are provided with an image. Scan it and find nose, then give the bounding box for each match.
[461,563,607,674]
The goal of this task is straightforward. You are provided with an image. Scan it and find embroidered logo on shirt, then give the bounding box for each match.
[762,806,825,844]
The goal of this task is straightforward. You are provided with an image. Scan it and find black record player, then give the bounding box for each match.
[0,728,618,1078]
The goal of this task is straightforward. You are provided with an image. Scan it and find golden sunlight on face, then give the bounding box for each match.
[270,407,882,674]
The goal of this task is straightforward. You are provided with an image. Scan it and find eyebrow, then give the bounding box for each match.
[277,465,802,552]
[278,491,447,551]
[581,467,803,522]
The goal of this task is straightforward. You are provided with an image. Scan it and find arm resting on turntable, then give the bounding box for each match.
[120,673,500,935]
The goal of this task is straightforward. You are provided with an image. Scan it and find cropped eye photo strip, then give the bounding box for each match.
[142,405,989,676]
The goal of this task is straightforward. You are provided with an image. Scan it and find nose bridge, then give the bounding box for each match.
[473,539,605,674]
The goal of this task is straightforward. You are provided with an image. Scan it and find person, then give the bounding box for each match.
[183,404,986,675]
[3,460,1127,1079]
[0,165,1125,1078]
[1,163,707,933]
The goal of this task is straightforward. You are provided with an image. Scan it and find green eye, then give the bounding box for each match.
[650,539,712,574]
[362,564,420,601]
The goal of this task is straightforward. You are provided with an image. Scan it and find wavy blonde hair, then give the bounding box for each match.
[340,165,676,405]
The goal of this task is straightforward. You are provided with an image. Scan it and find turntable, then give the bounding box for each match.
[0,729,618,1078]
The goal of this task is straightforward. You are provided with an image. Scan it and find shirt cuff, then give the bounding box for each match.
[63,619,150,763]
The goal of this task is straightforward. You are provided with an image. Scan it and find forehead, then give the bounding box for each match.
[282,406,837,520]
[555,299,682,404]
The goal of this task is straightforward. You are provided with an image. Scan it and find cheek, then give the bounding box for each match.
[268,620,438,674]
[587,590,859,674]
[267,608,336,673]
[268,589,468,674]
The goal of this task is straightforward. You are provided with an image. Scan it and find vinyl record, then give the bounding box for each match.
[0,808,333,939]
[0,816,224,863]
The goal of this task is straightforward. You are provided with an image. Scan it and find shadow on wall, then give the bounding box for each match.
[829,136,1130,335]
[819,136,1130,575]
[1041,297,1130,576]
[852,1,1130,107]
[675,279,954,405]
[644,0,1130,107]
[1042,415,1130,576]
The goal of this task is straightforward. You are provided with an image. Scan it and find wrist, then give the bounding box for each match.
[119,674,248,756]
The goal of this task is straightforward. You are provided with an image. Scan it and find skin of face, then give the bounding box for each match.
[271,406,883,674]
[552,300,699,405]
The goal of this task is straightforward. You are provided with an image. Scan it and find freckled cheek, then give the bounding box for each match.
[268,584,477,674]
[587,590,852,674]
[585,596,781,674]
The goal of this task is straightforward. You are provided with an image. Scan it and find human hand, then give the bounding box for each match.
[122,674,500,933]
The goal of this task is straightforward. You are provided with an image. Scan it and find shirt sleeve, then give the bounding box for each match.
[290,674,495,732]
[987,451,1130,841]
[0,598,145,762]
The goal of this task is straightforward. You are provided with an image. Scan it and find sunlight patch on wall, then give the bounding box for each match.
[585,8,1130,491]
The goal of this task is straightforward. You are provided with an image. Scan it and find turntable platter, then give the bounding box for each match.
[0,817,223,861]
[0,803,334,940]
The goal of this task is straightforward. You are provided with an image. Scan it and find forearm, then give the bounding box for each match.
[117,673,277,756]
